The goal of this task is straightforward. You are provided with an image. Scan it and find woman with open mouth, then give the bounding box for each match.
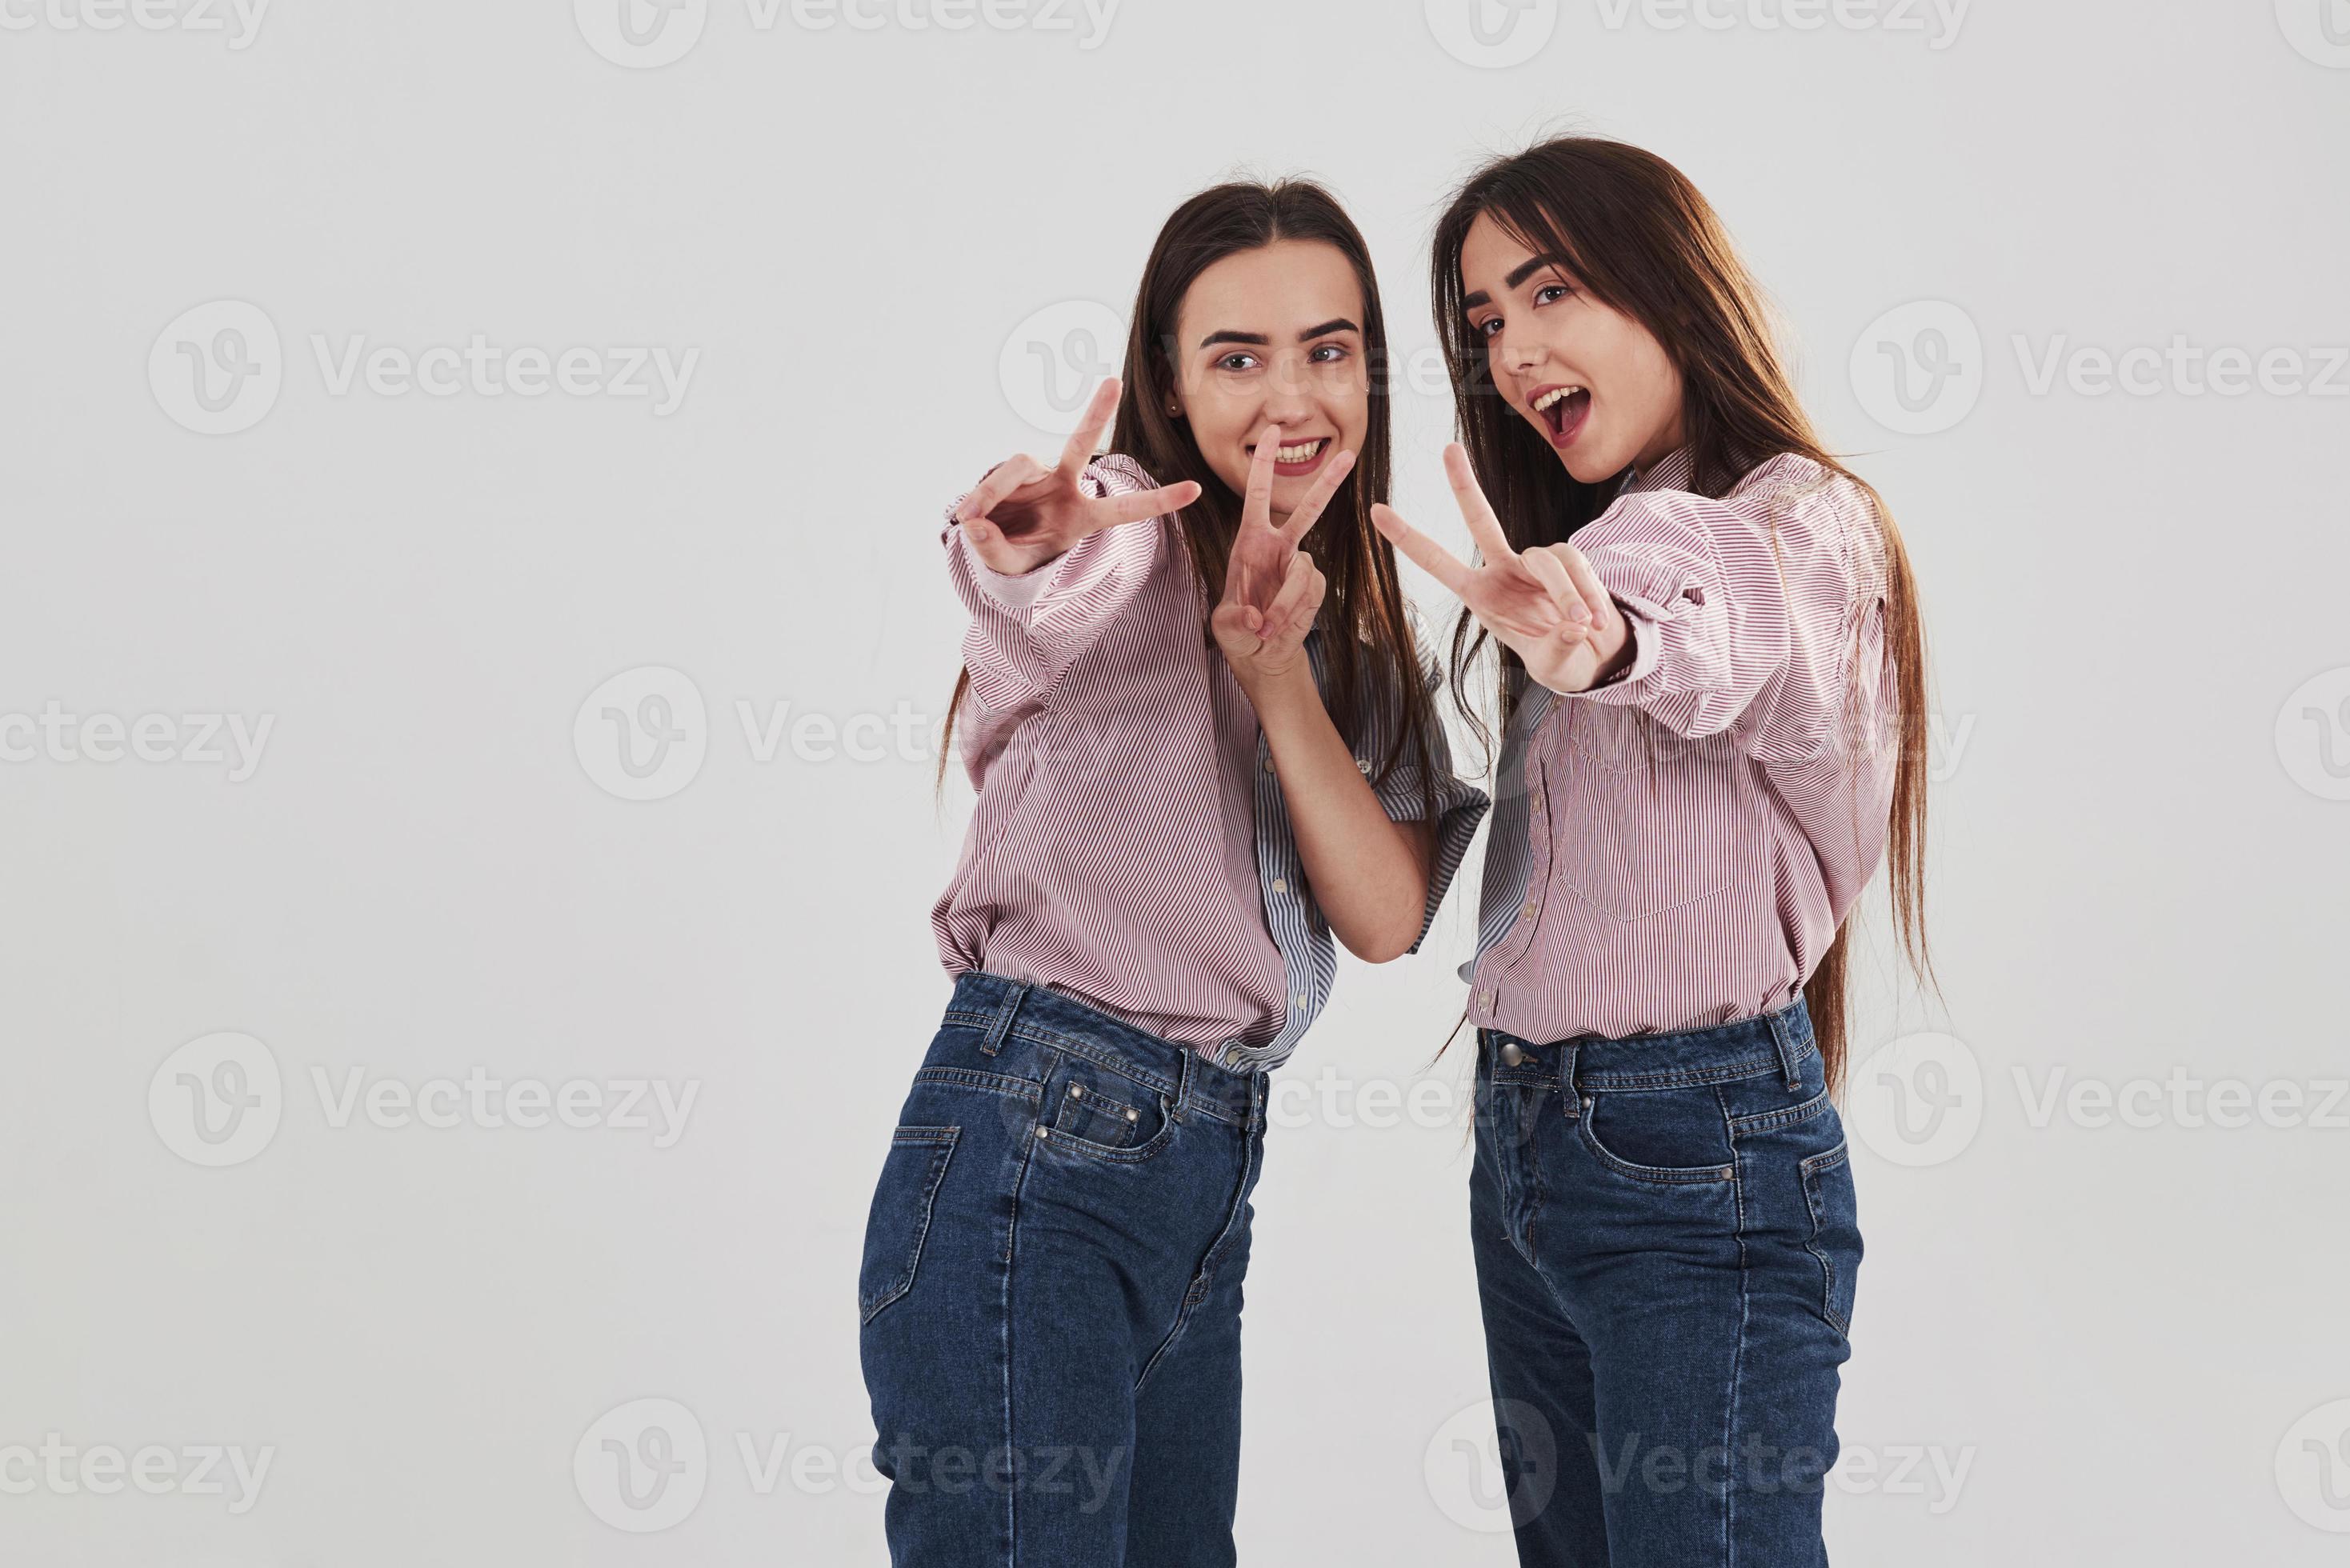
[1375,136,1934,1566]
[858,179,1487,1566]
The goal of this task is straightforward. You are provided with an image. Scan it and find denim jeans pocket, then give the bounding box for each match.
[1575,1083,1737,1185]
[858,1126,959,1325]
[1038,1055,1177,1163]
[1799,1141,1862,1334]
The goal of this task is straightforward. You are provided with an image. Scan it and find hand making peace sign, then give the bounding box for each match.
[1369,443,1632,695]
[954,378,1203,577]
[1210,422,1357,686]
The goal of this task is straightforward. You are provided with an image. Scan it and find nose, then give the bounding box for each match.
[1260,382,1313,430]
[1496,326,1541,380]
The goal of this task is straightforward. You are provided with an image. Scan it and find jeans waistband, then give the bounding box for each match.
[1479,997,1816,1094]
[942,970,1267,1130]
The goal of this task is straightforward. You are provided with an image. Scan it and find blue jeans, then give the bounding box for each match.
[1471,998,1862,1566]
[859,970,1269,1567]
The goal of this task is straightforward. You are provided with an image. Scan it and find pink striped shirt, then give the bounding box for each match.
[935,455,1488,1066]
[1464,448,1897,1044]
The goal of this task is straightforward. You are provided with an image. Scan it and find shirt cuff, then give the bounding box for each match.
[955,527,1055,611]
[1579,601,1663,703]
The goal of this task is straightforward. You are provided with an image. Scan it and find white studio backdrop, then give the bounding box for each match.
[3,2,2347,1563]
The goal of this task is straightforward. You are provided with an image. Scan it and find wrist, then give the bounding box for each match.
[1591,610,1638,686]
[1234,652,1315,708]
[962,523,1060,580]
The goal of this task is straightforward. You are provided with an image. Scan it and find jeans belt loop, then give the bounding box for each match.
[1559,1038,1582,1119]
[1767,1004,1804,1091]
[979,980,1027,1058]
[1169,1046,1191,1124]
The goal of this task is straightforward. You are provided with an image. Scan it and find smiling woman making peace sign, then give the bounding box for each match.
[1379,136,1933,1568]
[859,180,1487,1568]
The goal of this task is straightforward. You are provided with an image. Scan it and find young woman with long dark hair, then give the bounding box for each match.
[1375,137,1931,1566]
[859,180,1487,1566]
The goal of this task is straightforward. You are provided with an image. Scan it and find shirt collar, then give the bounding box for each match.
[1621,446,1695,496]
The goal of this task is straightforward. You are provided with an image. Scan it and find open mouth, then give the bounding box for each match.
[1248,435,1333,476]
[1531,385,1591,446]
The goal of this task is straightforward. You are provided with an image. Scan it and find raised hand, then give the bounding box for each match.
[954,378,1203,576]
[1370,443,1630,694]
[1211,422,1355,685]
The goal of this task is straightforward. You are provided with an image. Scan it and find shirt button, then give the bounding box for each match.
[1479,989,1495,1011]
[1528,788,1543,810]
[1523,899,1539,919]
[1271,878,1287,894]
[1499,1042,1527,1067]
[1294,993,1307,1007]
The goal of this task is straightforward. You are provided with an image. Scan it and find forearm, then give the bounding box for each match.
[1242,662,1432,964]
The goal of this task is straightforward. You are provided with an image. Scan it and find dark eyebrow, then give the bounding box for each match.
[1462,256,1572,314]
[1505,254,1566,291]
[1199,318,1361,350]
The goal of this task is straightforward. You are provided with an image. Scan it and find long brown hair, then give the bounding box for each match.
[1430,137,1932,1096]
[941,178,1447,824]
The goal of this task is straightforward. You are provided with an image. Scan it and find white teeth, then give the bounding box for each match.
[1532,386,1586,412]
[1272,439,1327,463]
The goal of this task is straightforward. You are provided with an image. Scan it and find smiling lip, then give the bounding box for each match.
[1249,435,1334,477]
[1527,382,1591,448]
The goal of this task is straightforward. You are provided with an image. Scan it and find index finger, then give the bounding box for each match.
[1055,378,1123,482]
[1443,443,1516,566]
[1369,502,1475,597]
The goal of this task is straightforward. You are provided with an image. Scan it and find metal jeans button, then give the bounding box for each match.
[1499,1042,1528,1067]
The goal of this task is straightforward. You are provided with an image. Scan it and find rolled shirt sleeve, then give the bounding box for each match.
[1572,457,1885,766]
[1352,638,1491,955]
[941,454,1171,715]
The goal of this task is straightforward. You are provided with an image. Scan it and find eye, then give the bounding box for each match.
[1309,343,1349,364]
[1533,282,1575,306]
[1471,315,1502,341]
[1215,352,1259,373]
